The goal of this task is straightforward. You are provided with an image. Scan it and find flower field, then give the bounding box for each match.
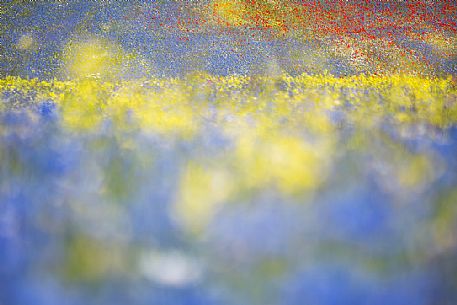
[1,1,457,304]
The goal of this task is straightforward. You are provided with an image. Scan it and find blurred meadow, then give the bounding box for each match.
[1,1,457,305]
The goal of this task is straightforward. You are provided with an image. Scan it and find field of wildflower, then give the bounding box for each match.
[1,1,457,305]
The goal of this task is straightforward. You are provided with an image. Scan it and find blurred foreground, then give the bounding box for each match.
[1,74,457,304]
